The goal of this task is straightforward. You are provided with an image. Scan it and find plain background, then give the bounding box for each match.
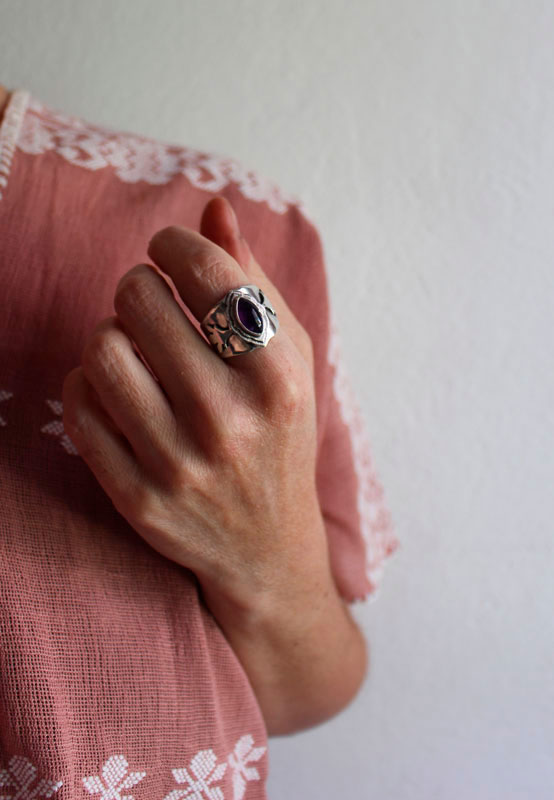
[1,0,552,797]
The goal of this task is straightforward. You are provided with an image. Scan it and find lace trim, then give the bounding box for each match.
[0,88,30,202]
[328,305,399,602]
[0,89,396,599]
[9,89,313,217]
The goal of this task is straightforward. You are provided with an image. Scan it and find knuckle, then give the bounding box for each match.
[117,480,154,526]
[164,224,186,239]
[150,225,182,247]
[269,366,310,421]
[209,408,259,462]
[278,379,305,417]
[147,226,186,263]
[81,329,123,380]
[114,266,157,317]
[199,255,231,291]
[162,460,192,498]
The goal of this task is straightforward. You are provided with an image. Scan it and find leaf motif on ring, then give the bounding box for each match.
[228,334,250,354]
[214,310,229,330]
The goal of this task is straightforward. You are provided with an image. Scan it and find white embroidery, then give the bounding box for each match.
[227,735,266,800]
[1,733,265,798]
[0,388,13,426]
[0,88,313,219]
[0,89,29,202]
[0,754,63,798]
[40,398,79,455]
[328,305,398,601]
[165,749,227,800]
[82,754,146,799]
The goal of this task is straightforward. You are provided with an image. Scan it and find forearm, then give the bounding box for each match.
[199,550,369,736]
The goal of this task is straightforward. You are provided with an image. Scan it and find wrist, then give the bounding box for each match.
[198,547,336,640]
[196,499,333,633]
[201,565,366,735]
[195,510,369,735]
[197,533,335,642]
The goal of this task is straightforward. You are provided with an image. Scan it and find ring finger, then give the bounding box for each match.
[80,315,182,478]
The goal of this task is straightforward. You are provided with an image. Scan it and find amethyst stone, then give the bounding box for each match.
[236,297,263,334]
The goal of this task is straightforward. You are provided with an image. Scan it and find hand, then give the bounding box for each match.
[62,197,331,620]
[62,197,368,735]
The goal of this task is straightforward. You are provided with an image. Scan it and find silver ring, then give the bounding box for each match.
[200,284,279,358]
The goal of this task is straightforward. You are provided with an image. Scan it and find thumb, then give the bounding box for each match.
[199,196,253,271]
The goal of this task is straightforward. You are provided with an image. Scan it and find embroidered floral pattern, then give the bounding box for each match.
[0,90,394,605]
[82,755,146,799]
[227,736,266,800]
[40,398,79,455]
[0,754,63,799]
[0,737,267,800]
[0,89,29,202]
[164,749,227,800]
[0,738,266,800]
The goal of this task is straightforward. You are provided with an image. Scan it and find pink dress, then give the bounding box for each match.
[0,88,398,799]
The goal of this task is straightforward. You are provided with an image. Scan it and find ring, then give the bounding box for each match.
[200,284,279,358]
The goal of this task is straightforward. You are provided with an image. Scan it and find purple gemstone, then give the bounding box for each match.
[237,297,263,334]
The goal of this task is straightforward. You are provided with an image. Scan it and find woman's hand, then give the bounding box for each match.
[62,197,329,618]
[62,197,367,734]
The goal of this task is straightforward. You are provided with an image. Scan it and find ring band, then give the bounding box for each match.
[200,284,279,358]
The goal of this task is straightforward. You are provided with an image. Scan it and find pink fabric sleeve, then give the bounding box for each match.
[277,205,399,604]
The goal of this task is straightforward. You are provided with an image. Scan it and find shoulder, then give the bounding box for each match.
[16,89,319,225]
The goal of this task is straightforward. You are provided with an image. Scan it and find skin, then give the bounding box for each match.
[1,77,368,734]
[64,200,369,736]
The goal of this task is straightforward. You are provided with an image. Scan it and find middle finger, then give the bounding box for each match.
[113,262,232,423]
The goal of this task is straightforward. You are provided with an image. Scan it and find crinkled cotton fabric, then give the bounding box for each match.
[0,88,398,799]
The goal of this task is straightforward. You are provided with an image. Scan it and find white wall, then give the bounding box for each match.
[1,0,552,796]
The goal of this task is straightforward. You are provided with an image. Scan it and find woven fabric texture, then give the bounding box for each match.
[0,89,397,798]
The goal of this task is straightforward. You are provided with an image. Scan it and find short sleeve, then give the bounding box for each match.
[282,204,399,604]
